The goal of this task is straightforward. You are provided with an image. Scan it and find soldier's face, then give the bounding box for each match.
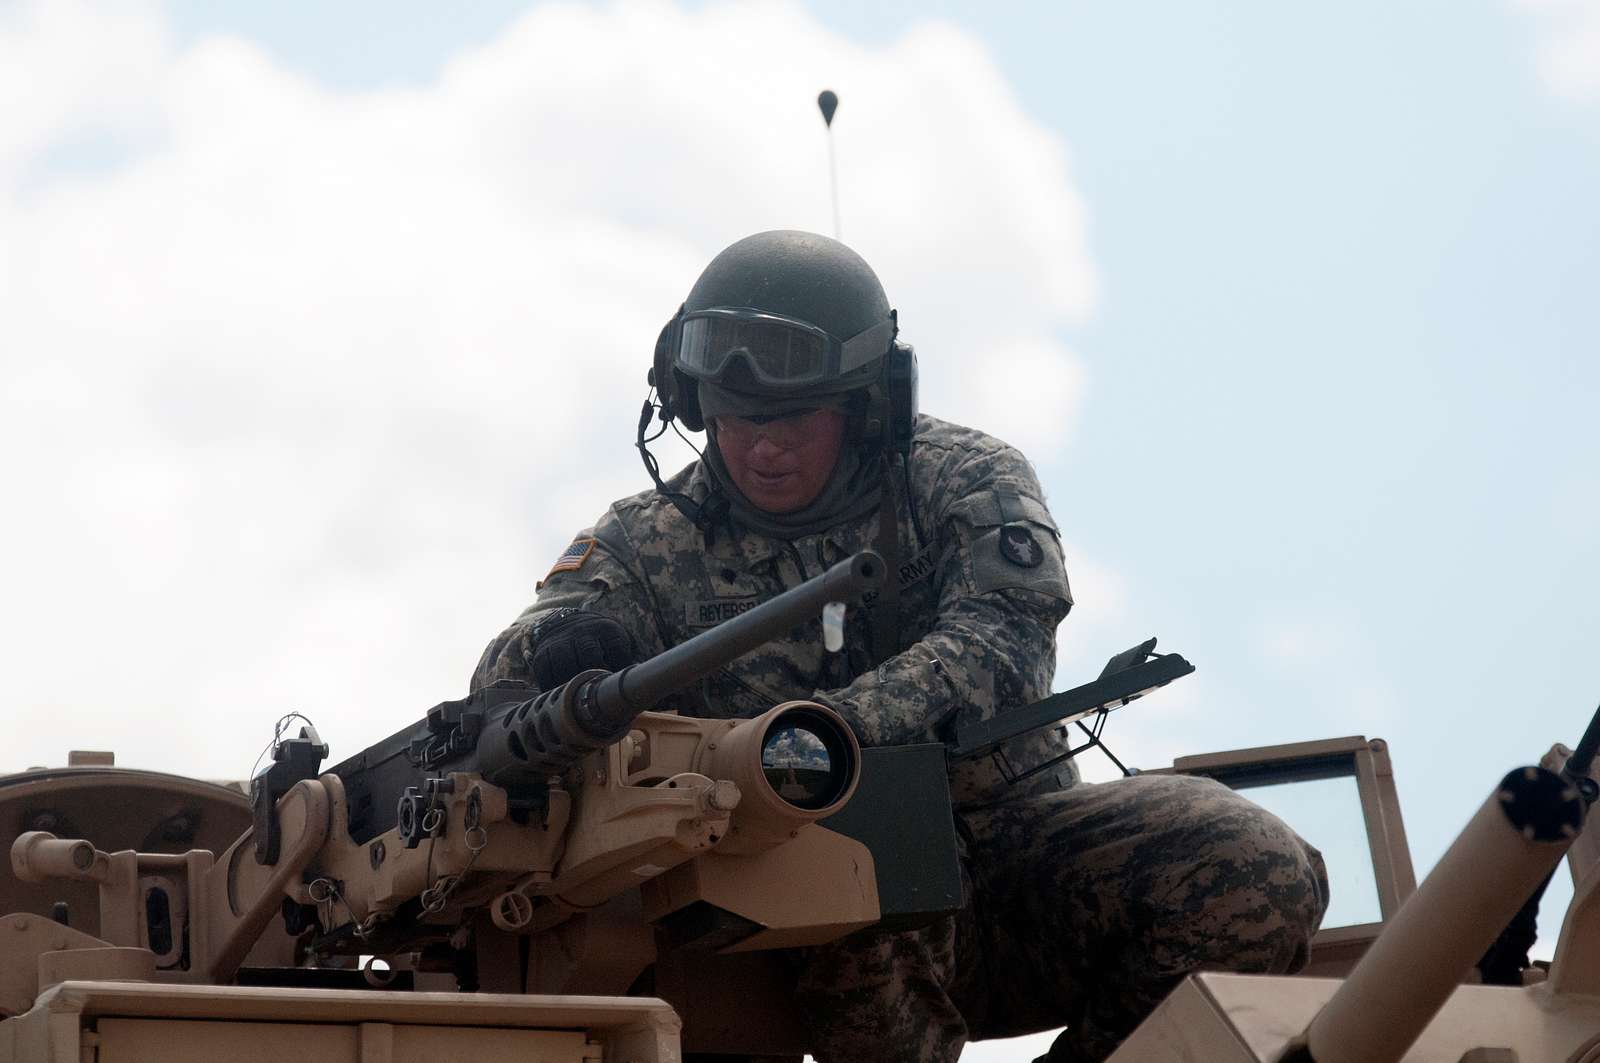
[712,408,847,513]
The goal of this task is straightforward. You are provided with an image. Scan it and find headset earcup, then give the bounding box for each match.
[651,316,681,422]
[676,368,705,431]
[889,342,918,456]
[844,348,914,453]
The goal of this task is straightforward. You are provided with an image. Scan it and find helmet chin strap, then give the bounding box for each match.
[636,394,731,545]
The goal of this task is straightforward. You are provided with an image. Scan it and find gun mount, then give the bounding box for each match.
[0,550,1240,1061]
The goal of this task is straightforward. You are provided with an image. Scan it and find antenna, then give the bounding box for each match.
[817,89,840,239]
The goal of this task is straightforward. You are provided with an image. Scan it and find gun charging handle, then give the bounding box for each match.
[475,551,885,783]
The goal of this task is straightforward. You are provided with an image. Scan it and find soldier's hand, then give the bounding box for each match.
[530,609,638,689]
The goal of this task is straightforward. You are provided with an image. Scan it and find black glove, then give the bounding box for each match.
[529,609,638,690]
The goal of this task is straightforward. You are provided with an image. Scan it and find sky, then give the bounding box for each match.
[2,1,1598,1057]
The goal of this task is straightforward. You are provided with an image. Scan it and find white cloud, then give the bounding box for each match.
[962,335,1087,456]
[0,0,169,183]
[0,0,1098,778]
[1513,0,1600,101]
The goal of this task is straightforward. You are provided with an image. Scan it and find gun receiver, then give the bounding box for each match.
[312,550,886,940]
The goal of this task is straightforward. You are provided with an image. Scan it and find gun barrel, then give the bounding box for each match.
[1301,765,1585,1063]
[479,550,885,780]
[12,831,101,882]
[602,549,885,720]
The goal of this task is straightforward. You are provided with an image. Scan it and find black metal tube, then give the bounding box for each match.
[480,550,887,780]
[1564,702,1600,787]
[590,550,885,731]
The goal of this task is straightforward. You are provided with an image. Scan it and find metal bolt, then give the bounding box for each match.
[594,768,607,784]
[706,781,740,811]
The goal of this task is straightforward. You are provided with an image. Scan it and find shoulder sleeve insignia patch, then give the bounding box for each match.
[544,538,597,581]
[998,524,1044,568]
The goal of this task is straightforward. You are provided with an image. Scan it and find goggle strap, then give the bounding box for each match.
[838,318,898,375]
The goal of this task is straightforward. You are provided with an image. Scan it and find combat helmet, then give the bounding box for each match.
[650,230,913,452]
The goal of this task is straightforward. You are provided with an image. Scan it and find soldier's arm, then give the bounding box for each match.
[470,521,666,692]
[816,445,1072,750]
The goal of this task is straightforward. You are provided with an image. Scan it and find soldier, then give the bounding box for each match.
[473,230,1328,1062]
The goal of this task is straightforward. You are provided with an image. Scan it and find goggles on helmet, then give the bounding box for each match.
[674,307,896,389]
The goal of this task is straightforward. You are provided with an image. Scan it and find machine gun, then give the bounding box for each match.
[2,548,1200,1058]
[8,551,888,995]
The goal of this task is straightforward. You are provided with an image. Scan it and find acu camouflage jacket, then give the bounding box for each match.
[472,415,1075,806]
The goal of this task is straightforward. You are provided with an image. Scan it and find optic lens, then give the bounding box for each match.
[760,711,852,811]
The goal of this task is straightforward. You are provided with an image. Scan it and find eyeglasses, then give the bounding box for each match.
[674,308,895,389]
[712,409,831,450]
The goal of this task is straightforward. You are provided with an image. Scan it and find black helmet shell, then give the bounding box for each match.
[684,230,891,346]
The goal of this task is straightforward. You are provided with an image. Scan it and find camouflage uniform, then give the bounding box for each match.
[474,414,1328,1062]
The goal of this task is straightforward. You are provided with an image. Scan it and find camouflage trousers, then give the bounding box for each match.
[792,773,1329,1063]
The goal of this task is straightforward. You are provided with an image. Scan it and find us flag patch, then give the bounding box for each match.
[544,538,596,580]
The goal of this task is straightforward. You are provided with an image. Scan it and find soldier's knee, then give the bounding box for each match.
[1142,778,1329,975]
